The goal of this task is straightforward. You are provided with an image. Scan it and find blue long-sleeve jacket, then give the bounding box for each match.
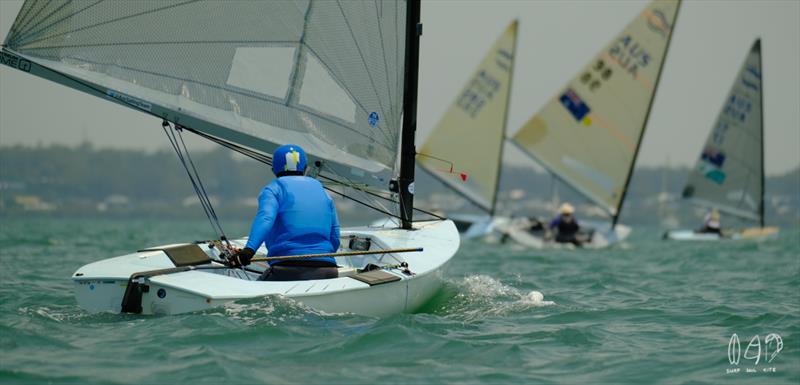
[244,176,340,265]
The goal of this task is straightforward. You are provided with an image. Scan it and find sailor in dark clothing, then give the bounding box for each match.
[549,203,582,246]
[697,208,722,235]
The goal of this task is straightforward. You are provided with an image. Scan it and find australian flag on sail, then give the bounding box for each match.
[559,88,591,122]
[701,147,725,167]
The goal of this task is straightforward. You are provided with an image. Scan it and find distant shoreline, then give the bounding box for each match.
[1,144,798,226]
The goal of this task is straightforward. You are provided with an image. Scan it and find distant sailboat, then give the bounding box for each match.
[377,20,518,239]
[2,0,460,316]
[665,39,779,241]
[500,0,681,248]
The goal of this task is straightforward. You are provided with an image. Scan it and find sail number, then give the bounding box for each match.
[456,48,511,118]
[457,70,500,118]
[580,59,613,92]
[723,94,752,123]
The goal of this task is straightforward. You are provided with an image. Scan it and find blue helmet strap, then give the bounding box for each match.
[276,170,305,177]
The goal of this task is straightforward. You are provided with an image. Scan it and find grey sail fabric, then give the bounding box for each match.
[3,0,407,191]
[681,40,763,223]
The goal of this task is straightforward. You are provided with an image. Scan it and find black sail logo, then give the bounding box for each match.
[646,8,672,39]
[0,52,31,72]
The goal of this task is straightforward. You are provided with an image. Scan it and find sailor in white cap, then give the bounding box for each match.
[549,203,582,245]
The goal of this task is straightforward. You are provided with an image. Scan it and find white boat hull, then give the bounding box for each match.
[663,226,779,241]
[491,217,631,249]
[73,220,459,316]
[371,214,509,241]
[450,214,509,240]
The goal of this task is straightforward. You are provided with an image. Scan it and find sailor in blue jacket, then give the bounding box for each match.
[228,144,340,281]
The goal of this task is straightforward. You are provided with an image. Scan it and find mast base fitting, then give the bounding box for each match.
[389,180,399,193]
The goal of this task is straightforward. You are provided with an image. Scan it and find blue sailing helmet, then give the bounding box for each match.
[272,144,308,176]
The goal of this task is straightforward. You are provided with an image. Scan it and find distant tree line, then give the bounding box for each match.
[0,142,271,204]
[1,143,797,225]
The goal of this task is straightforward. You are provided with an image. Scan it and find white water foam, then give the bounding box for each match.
[442,275,555,321]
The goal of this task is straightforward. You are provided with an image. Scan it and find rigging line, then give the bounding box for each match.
[163,124,222,239]
[180,124,443,221]
[175,125,228,243]
[161,122,228,243]
[320,180,392,199]
[174,129,228,243]
[316,172,397,206]
[316,172,446,221]
[9,0,73,46]
[321,161,397,217]
[179,125,403,220]
[324,184,399,220]
[212,139,437,221]
[182,123,386,198]
[18,0,201,48]
[161,123,215,229]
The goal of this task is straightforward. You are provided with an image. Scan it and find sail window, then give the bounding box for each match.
[299,52,357,123]
[226,47,295,99]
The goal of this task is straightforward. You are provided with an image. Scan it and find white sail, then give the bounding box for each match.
[417,20,517,213]
[511,0,680,220]
[681,39,764,224]
[1,0,408,192]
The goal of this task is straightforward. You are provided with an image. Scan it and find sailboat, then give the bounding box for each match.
[375,20,517,239]
[664,39,779,241]
[497,0,681,248]
[2,0,460,316]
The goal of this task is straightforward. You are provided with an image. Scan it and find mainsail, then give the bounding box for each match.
[681,39,764,225]
[417,20,517,214]
[511,0,680,224]
[1,0,409,192]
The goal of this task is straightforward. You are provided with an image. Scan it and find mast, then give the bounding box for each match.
[489,19,519,217]
[398,0,422,230]
[757,38,765,228]
[612,0,682,228]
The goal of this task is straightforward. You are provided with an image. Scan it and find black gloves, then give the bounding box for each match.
[227,247,255,268]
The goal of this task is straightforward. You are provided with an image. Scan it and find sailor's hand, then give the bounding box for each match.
[227,247,255,268]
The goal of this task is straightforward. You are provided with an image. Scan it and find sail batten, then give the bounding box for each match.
[3,0,409,193]
[681,39,765,225]
[511,0,680,220]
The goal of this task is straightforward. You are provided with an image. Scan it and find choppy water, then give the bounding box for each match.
[0,218,798,384]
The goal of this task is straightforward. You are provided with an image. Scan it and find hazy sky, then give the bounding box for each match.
[1,0,798,175]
